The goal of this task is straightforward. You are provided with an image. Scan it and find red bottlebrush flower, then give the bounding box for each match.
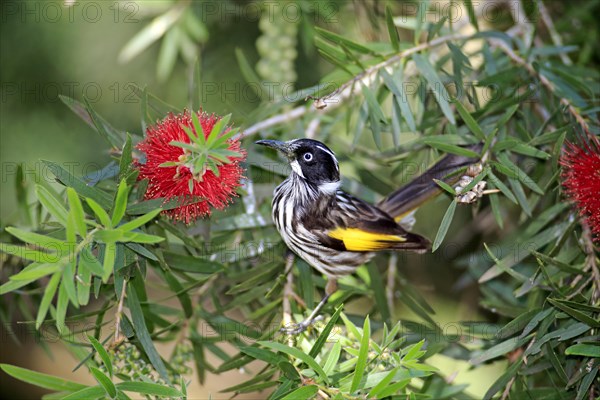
[560,135,600,242]
[136,110,246,224]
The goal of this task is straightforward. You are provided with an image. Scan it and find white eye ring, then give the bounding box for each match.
[303,152,313,162]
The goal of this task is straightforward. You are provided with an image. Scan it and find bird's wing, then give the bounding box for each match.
[311,192,430,253]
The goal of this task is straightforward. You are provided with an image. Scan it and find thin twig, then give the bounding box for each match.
[282,253,295,327]
[113,279,128,345]
[502,337,536,399]
[305,118,321,139]
[386,253,398,318]
[581,221,600,303]
[537,0,572,65]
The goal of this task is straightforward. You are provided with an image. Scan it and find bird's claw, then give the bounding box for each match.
[280,316,323,335]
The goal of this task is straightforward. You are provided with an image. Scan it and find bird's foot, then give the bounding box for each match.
[280,315,323,335]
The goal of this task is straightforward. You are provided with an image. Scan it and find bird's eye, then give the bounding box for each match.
[303,152,313,162]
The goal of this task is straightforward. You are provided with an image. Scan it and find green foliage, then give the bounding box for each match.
[1,1,599,399]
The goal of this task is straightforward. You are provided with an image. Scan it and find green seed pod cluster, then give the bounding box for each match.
[100,343,156,382]
[169,341,194,380]
[256,1,299,98]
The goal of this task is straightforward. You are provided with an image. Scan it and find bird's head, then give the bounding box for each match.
[256,138,340,192]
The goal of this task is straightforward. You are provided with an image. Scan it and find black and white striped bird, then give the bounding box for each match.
[257,138,480,333]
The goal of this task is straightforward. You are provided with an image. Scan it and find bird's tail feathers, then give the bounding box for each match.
[378,144,483,220]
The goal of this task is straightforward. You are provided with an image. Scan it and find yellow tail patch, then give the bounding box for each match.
[328,227,406,252]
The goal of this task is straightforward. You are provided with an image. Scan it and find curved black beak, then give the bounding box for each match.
[255,140,292,157]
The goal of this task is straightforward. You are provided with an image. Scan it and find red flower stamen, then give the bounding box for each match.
[560,135,600,242]
[136,110,246,224]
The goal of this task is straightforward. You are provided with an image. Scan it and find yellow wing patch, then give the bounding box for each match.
[328,227,406,252]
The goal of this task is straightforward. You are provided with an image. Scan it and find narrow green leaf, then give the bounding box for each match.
[367,263,390,322]
[83,97,124,149]
[496,309,541,339]
[126,284,170,382]
[119,134,133,178]
[9,261,61,280]
[414,0,429,43]
[59,95,95,131]
[5,227,67,251]
[102,243,116,283]
[89,367,116,398]
[41,161,112,208]
[258,341,329,384]
[376,378,412,398]
[487,171,517,204]
[125,243,158,262]
[544,343,567,383]
[61,386,106,400]
[206,114,231,146]
[77,263,91,306]
[380,68,417,132]
[453,100,485,141]
[315,27,373,54]
[496,153,544,195]
[470,337,526,365]
[88,336,113,377]
[56,282,69,334]
[36,272,61,329]
[79,246,105,277]
[432,200,456,252]
[126,195,204,215]
[190,111,207,146]
[464,0,479,31]
[423,139,479,157]
[116,381,183,397]
[315,38,352,75]
[351,315,370,392]
[86,198,112,228]
[391,94,402,148]
[482,243,528,282]
[403,339,425,361]
[235,48,264,99]
[494,139,550,159]
[547,298,600,327]
[156,26,180,82]
[280,385,318,400]
[170,140,197,152]
[118,6,184,63]
[0,364,87,392]
[361,84,386,122]
[239,346,285,366]
[483,360,522,400]
[385,6,400,52]
[36,185,68,225]
[412,53,456,124]
[120,231,164,244]
[161,269,193,318]
[368,367,401,398]
[576,367,598,400]
[111,179,129,226]
[62,254,79,308]
[340,312,362,341]
[317,50,355,77]
[0,276,38,295]
[433,178,457,195]
[309,305,343,358]
[118,209,162,232]
[67,188,88,238]
[322,341,342,376]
